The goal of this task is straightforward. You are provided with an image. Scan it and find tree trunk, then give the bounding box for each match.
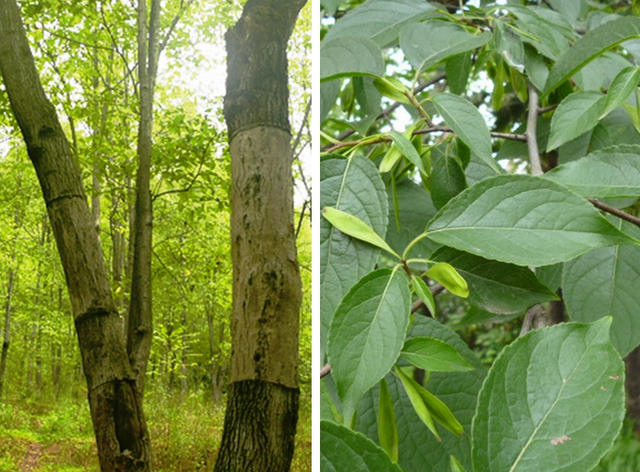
[215,0,306,470]
[0,266,16,401]
[127,0,160,399]
[0,1,153,470]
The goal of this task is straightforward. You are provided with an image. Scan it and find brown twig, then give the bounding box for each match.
[322,73,447,151]
[320,364,331,379]
[588,199,640,228]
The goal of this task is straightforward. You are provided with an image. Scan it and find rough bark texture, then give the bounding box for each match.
[214,380,299,471]
[215,0,306,470]
[0,1,152,469]
[626,346,640,436]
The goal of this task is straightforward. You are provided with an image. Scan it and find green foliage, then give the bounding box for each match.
[321,0,640,470]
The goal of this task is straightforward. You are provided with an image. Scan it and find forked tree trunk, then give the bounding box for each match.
[214,0,306,470]
[0,1,153,470]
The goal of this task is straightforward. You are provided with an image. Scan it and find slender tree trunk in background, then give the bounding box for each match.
[215,0,306,470]
[0,266,17,401]
[0,1,153,469]
[127,0,159,399]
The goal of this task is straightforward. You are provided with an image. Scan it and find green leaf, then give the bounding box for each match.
[430,93,499,172]
[328,269,411,424]
[321,36,384,81]
[400,21,492,74]
[546,91,605,151]
[426,175,639,267]
[354,77,382,116]
[379,146,404,174]
[563,220,640,357]
[430,144,468,210]
[323,0,440,48]
[373,77,412,105]
[385,180,440,261]
[321,420,403,472]
[601,66,640,118]
[449,455,467,472]
[544,16,640,94]
[472,318,625,472]
[544,144,640,198]
[400,337,474,372]
[417,383,464,437]
[508,5,572,60]
[426,262,469,298]
[356,317,486,471]
[321,156,388,364]
[394,366,441,441]
[523,44,549,92]
[387,130,425,174]
[321,80,341,123]
[411,276,436,316]
[431,247,559,315]
[378,378,399,463]
[495,19,525,73]
[446,52,472,95]
[322,206,400,259]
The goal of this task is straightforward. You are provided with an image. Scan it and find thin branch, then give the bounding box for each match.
[323,126,527,153]
[526,82,543,176]
[320,364,331,379]
[588,199,640,228]
[158,0,198,56]
[153,158,205,201]
[323,73,446,150]
[295,200,309,239]
[538,103,557,115]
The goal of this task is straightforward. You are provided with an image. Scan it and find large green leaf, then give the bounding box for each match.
[321,36,384,81]
[328,269,411,424]
[431,247,558,315]
[546,91,605,152]
[355,317,486,472]
[545,144,640,198]
[508,5,572,60]
[472,318,625,472]
[426,175,639,267]
[563,220,640,357]
[321,156,388,364]
[323,0,440,48]
[400,21,491,74]
[544,16,640,94]
[430,93,498,172]
[321,420,403,472]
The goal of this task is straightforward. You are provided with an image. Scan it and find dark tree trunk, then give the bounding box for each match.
[0,1,152,469]
[215,0,306,470]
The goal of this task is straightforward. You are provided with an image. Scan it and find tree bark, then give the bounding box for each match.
[0,266,16,401]
[127,0,160,399]
[215,0,306,470]
[0,1,153,470]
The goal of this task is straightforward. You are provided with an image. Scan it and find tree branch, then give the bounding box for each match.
[588,199,640,228]
[526,82,543,176]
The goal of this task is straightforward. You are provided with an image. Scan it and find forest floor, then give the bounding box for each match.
[0,388,311,471]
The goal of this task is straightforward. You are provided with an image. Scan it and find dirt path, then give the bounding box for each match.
[20,442,42,472]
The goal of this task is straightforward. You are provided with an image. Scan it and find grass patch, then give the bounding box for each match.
[0,388,311,471]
